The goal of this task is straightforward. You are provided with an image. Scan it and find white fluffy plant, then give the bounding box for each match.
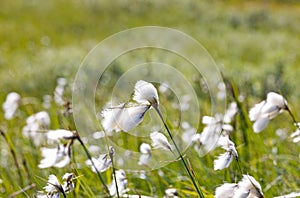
[101,80,158,133]
[215,174,264,198]
[101,80,205,197]
[249,92,288,133]
[37,173,76,198]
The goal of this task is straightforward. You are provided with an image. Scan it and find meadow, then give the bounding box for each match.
[1,0,300,197]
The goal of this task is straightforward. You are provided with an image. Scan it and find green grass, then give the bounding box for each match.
[1,0,300,197]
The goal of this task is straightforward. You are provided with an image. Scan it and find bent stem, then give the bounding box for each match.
[75,133,110,196]
[285,105,299,126]
[153,105,205,198]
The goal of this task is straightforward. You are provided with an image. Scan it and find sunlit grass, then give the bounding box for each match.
[1,0,300,197]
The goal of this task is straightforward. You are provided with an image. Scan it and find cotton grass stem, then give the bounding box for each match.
[285,105,299,126]
[153,105,205,198]
[0,129,24,186]
[109,147,120,198]
[75,133,110,196]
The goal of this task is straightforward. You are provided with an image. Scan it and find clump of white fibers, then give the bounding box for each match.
[38,143,71,169]
[133,80,159,106]
[101,103,150,133]
[2,92,21,120]
[192,106,236,156]
[101,80,159,133]
[290,123,300,143]
[138,143,152,165]
[54,77,67,106]
[215,174,264,198]
[214,136,238,171]
[249,92,287,133]
[86,147,114,173]
[46,129,75,143]
[108,169,128,196]
[164,188,179,198]
[150,131,172,152]
[22,111,51,146]
[37,173,75,198]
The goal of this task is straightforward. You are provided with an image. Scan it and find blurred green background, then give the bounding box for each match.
[1,0,300,197]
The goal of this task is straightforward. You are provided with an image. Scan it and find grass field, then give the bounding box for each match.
[1,0,300,197]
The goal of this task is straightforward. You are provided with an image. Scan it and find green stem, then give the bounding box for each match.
[285,105,299,126]
[76,134,110,196]
[0,130,24,186]
[109,147,120,198]
[154,106,205,198]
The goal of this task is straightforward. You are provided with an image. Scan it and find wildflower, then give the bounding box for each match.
[193,113,234,155]
[249,92,287,133]
[215,183,237,198]
[138,143,151,165]
[290,126,300,143]
[62,173,76,193]
[2,92,21,120]
[150,131,172,152]
[86,152,113,173]
[101,103,150,133]
[101,80,159,133]
[215,175,263,198]
[37,173,75,198]
[234,175,264,198]
[38,143,71,169]
[164,188,179,198]
[38,174,62,198]
[46,129,76,143]
[22,111,50,146]
[214,136,238,170]
[133,80,159,106]
[43,94,52,109]
[108,169,128,196]
[223,102,238,123]
[54,77,67,106]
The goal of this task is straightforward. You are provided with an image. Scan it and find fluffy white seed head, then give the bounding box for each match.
[150,131,172,152]
[2,92,21,120]
[133,80,159,105]
[215,183,237,198]
[101,104,149,132]
[249,92,287,133]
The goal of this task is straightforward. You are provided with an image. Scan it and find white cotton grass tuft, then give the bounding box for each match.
[214,136,238,171]
[234,175,264,198]
[133,80,159,106]
[164,188,179,198]
[2,92,21,120]
[37,173,76,198]
[108,169,128,196]
[215,183,237,198]
[85,152,113,173]
[150,131,172,152]
[249,92,287,133]
[290,126,300,143]
[38,144,71,169]
[138,143,152,165]
[215,175,263,198]
[101,103,150,133]
[54,77,67,106]
[193,111,236,155]
[22,111,51,146]
[46,129,75,143]
[101,80,159,133]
